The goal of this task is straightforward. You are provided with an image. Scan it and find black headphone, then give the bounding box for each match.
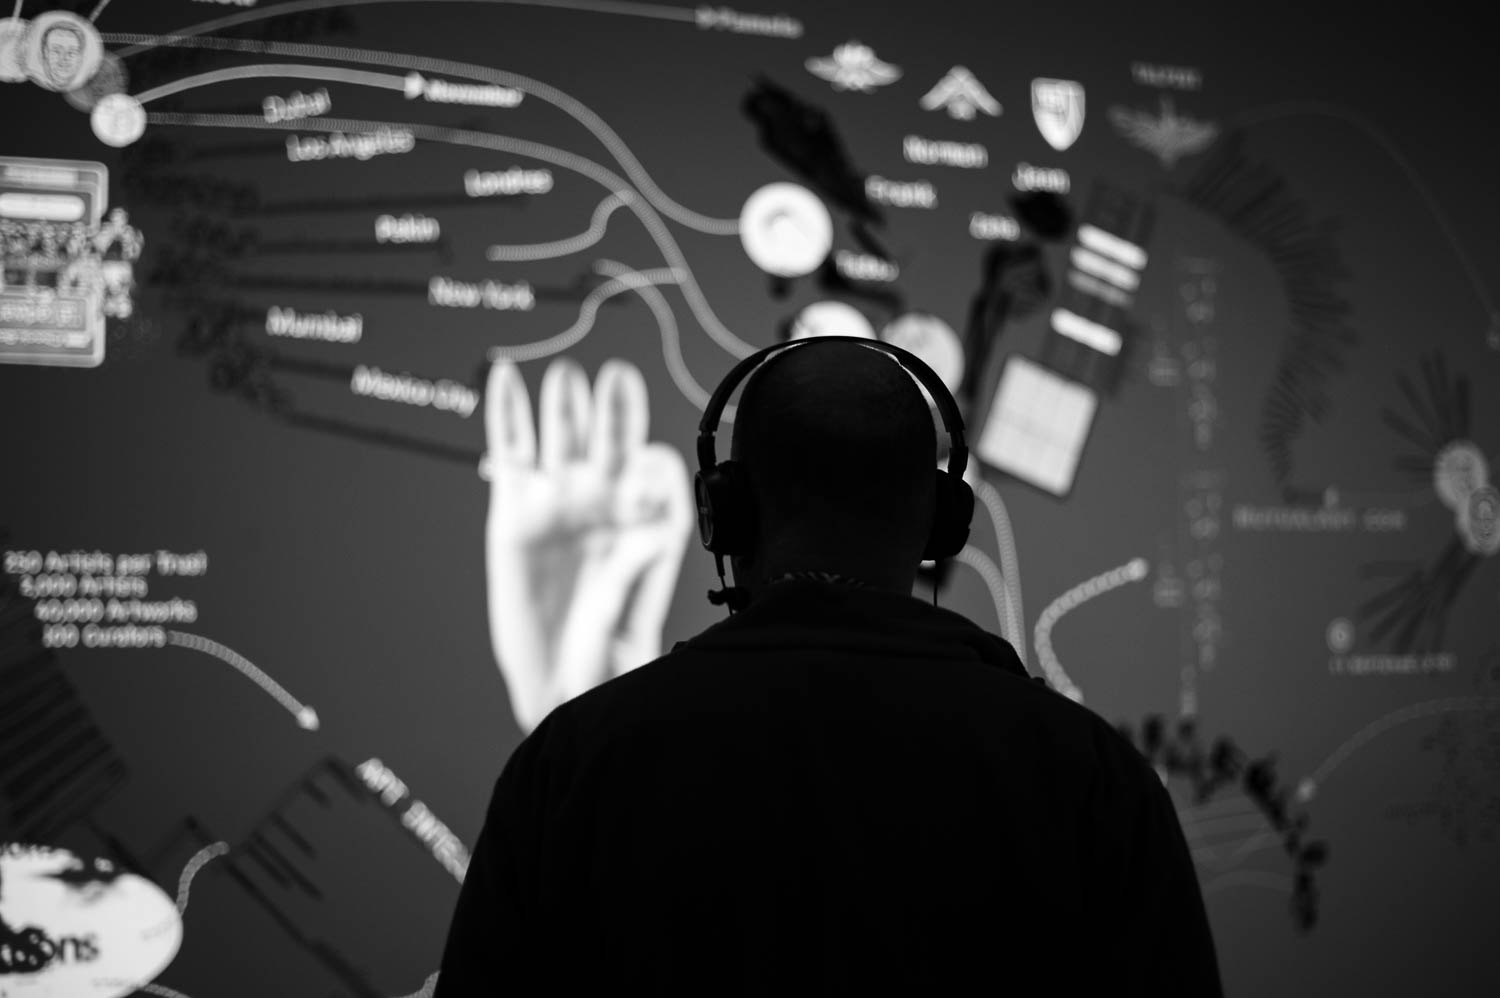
[694,335,975,614]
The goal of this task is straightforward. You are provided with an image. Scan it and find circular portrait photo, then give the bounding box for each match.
[23,10,104,93]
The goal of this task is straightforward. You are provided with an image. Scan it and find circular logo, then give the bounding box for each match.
[21,10,103,93]
[66,51,127,111]
[879,312,964,395]
[1326,616,1355,654]
[91,93,147,148]
[1458,484,1500,557]
[0,17,29,82]
[0,843,182,995]
[738,183,833,278]
[1432,439,1489,511]
[788,301,874,341]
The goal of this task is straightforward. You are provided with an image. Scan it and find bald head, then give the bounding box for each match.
[729,340,939,588]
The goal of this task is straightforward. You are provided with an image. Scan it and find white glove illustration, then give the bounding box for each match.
[482,357,695,733]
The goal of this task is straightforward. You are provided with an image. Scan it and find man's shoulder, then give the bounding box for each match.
[556,643,1139,760]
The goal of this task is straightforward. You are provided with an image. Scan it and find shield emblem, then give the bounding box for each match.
[1032,78,1086,151]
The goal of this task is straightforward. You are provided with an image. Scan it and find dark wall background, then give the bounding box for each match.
[2,1,1498,995]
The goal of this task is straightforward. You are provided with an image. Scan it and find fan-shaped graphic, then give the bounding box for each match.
[1357,351,1495,652]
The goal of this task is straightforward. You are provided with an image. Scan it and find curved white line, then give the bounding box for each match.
[597,264,1032,654]
[1181,812,1271,839]
[954,545,1014,646]
[91,982,196,998]
[488,193,628,262]
[1300,696,1500,797]
[108,19,740,235]
[139,987,196,998]
[972,478,1026,666]
[134,64,405,105]
[391,970,440,998]
[176,841,230,914]
[139,105,758,360]
[1193,828,1281,872]
[486,266,682,362]
[166,631,319,730]
[1031,557,1151,704]
[1177,794,1258,825]
[1201,870,1293,896]
[592,259,733,421]
[117,0,694,51]
[1227,101,1496,327]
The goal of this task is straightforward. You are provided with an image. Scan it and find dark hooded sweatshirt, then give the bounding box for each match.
[435,579,1223,996]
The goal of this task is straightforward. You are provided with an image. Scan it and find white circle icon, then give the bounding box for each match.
[22,9,103,92]
[66,51,127,111]
[92,92,146,147]
[739,182,833,278]
[880,312,965,396]
[789,301,874,341]
[1432,439,1489,511]
[1326,616,1355,654]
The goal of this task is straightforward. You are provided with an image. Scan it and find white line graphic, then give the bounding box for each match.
[166,631,320,730]
[954,545,1014,645]
[972,478,1026,666]
[391,971,440,998]
[1298,696,1500,801]
[125,0,696,47]
[592,258,732,421]
[1077,223,1147,270]
[1177,793,1258,825]
[138,986,195,998]
[176,841,230,914]
[1192,827,1281,871]
[1032,557,1150,703]
[486,266,682,361]
[135,64,407,105]
[136,103,758,360]
[1051,307,1124,356]
[488,192,629,261]
[92,982,196,998]
[1228,101,1496,341]
[1202,870,1293,897]
[108,16,740,235]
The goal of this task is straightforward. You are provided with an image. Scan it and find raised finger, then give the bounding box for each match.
[589,358,649,478]
[484,360,537,471]
[538,356,592,472]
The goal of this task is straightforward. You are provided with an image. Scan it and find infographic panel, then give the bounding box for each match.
[1,1,1497,996]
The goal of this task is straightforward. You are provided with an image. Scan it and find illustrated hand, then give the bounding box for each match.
[482,357,695,733]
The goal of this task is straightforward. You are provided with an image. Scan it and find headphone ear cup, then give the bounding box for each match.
[697,460,755,555]
[924,471,974,562]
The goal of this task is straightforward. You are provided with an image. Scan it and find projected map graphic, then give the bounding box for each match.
[2,0,1497,995]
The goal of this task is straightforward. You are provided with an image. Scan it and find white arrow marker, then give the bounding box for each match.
[167,631,320,731]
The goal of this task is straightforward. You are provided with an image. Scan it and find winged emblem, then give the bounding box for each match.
[1108,96,1219,168]
[920,66,1001,120]
[806,41,902,92]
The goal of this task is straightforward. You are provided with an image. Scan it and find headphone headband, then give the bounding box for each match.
[695,334,968,481]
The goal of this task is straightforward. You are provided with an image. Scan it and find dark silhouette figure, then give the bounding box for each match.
[435,341,1222,995]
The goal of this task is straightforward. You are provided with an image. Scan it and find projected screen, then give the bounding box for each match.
[2,1,1497,995]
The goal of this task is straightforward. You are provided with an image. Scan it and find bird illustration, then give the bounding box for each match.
[806,41,902,93]
[1108,96,1219,168]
